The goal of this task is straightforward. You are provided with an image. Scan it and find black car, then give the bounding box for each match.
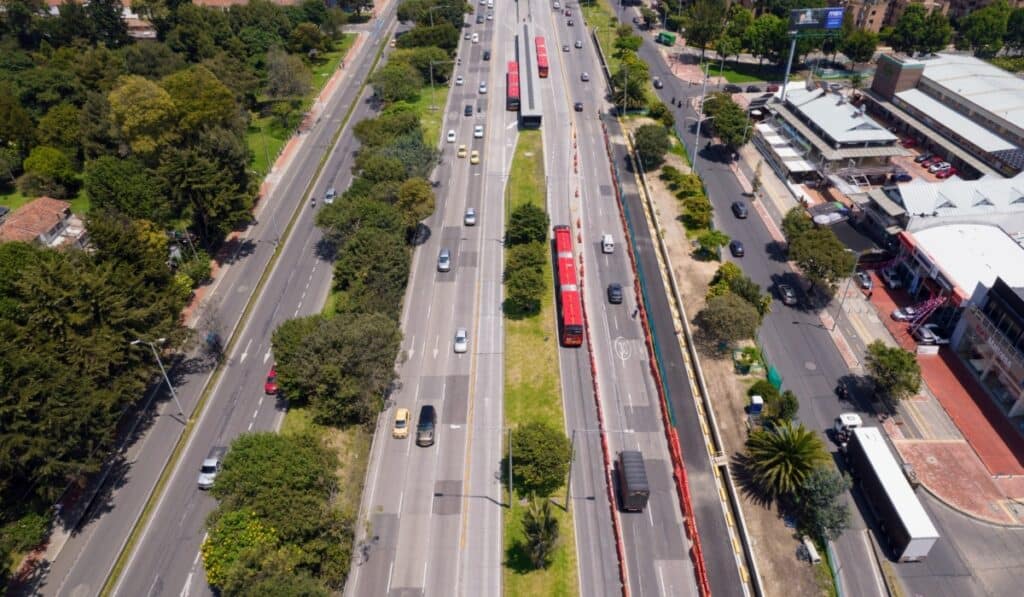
[483,50,491,61]
[607,283,624,304]
[652,77,663,89]
[476,14,484,23]
[574,101,584,112]
[464,104,473,116]
[729,240,745,257]
[567,19,574,26]
[416,405,437,447]
[914,152,933,163]
[745,85,762,92]
[723,84,743,93]
[731,201,748,219]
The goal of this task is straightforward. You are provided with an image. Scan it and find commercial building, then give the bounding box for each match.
[864,53,1024,179]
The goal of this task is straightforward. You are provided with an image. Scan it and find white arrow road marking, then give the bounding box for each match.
[240,338,252,363]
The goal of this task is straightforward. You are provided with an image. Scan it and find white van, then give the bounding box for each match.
[601,234,614,254]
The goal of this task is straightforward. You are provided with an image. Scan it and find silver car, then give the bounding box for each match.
[197,447,226,489]
[464,207,477,226]
[437,248,452,272]
[454,328,468,353]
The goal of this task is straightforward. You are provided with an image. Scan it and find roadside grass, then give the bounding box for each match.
[247,34,355,177]
[584,2,622,73]
[502,129,579,596]
[702,59,787,84]
[392,82,451,147]
[668,131,689,164]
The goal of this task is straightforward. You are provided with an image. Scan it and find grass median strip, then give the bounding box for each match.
[503,130,579,596]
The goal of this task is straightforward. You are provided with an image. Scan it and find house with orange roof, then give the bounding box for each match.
[0,197,88,249]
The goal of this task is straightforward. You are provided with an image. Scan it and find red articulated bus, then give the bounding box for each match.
[553,225,584,347]
[506,61,520,111]
[535,36,549,78]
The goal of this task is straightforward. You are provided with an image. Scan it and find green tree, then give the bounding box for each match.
[522,496,559,569]
[0,147,22,186]
[505,264,544,315]
[316,197,403,249]
[728,274,771,319]
[681,194,713,230]
[694,292,761,349]
[638,7,658,30]
[696,228,730,258]
[19,145,77,198]
[505,241,547,278]
[161,65,241,137]
[265,47,312,100]
[890,4,952,55]
[782,206,812,240]
[725,4,755,42]
[840,28,879,64]
[634,124,670,169]
[0,90,35,153]
[957,0,1011,57]
[202,509,278,591]
[391,46,451,82]
[271,312,401,424]
[744,13,786,65]
[372,61,423,102]
[787,227,856,291]
[395,23,459,51]
[507,203,549,246]
[36,102,82,162]
[921,10,954,54]
[510,422,572,497]
[610,56,649,112]
[396,177,435,227]
[683,0,726,58]
[333,228,410,317]
[703,93,751,149]
[86,0,130,47]
[745,421,828,498]
[289,21,326,54]
[1007,8,1024,53]
[865,340,921,404]
[715,35,743,64]
[84,156,170,222]
[791,467,851,541]
[108,75,180,157]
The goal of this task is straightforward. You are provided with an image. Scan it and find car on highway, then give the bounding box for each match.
[264,366,279,395]
[476,14,484,23]
[455,75,464,86]
[474,124,484,138]
[567,18,574,26]
[416,405,437,447]
[564,8,571,16]
[479,81,487,94]
[580,72,589,81]
[464,207,477,226]
[457,144,468,158]
[454,328,469,353]
[392,408,410,439]
[652,76,663,89]
[892,306,918,321]
[447,129,456,143]
[197,447,226,489]
[487,11,493,20]
[464,104,473,116]
[880,267,901,289]
[607,283,624,304]
[574,101,583,111]
[731,201,748,218]
[464,31,471,40]
[470,150,480,164]
[553,0,560,7]
[324,187,337,205]
[472,32,479,43]
[777,284,798,306]
[437,248,451,272]
[483,50,491,60]
[855,271,873,290]
[729,240,745,257]
[563,44,570,52]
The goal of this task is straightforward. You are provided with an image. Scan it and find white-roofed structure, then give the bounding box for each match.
[783,87,898,146]
[895,172,1024,234]
[912,224,1024,300]
[917,54,1024,142]
[895,89,1016,153]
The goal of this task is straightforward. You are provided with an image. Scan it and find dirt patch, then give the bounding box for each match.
[643,156,823,596]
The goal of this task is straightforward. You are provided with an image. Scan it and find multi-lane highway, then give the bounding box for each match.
[536,2,701,595]
[34,13,398,597]
[345,3,510,595]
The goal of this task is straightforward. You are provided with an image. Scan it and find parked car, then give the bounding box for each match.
[880,268,901,289]
[855,271,873,290]
[936,166,958,179]
[454,328,469,353]
[264,366,279,395]
[464,207,477,226]
[731,201,748,219]
[922,323,950,344]
[921,156,943,168]
[476,14,484,23]
[778,284,798,306]
[479,81,487,94]
[197,447,227,489]
[392,408,410,438]
[723,84,743,93]
[914,153,934,164]
[729,240,745,257]
[574,101,584,112]
[892,306,919,321]
[928,161,951,173]
[900,137,917,148]
[607,283,624,304]
[746,85,762,92]
[892,171,913,183]
[766,83,780,92]
[912,325,938,344]
[562,44,570,52]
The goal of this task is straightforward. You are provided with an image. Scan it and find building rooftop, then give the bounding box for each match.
[917,54,1024,133]
[784,86,898,145]
[897,174,1024,220]
[895,89,1016,153]
[913,224,1024,297]
[0,197,71,244]
[771,102,909,161]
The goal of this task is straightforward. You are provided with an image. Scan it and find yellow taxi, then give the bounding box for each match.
[470,150,480,165]
[392,408,410,439]
[457,144,468,158]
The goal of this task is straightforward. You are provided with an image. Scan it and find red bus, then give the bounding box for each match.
[553,225,584,347]
[506,61,520,111]
[535,36,549,78]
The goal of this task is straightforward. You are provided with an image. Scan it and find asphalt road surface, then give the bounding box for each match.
[540,2,700,595]
[344,4,510,597]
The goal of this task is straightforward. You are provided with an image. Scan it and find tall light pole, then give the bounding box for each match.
[690,62,712,176]
[829,250,865,332]
[429,59,456,111]
[131,338,185,416]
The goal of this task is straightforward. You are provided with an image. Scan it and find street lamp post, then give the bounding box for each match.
[691,62,711,175]
[131,338,185,416]
[685,113,714,177]
[429,59,456,111]
[829,250,865,332]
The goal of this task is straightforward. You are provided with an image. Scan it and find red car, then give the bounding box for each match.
[921,156,943,168]
[935,166,958,179]
[900,137,917,148]
[564,9,571,16]
[264,366,279,395]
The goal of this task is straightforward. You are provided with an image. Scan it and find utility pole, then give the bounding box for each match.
[692,62,710,176]
[564,429,577,512]
[781,33,799,102]
[131,338,185,416]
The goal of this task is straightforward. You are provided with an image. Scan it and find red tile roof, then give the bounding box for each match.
[0,197,71,244]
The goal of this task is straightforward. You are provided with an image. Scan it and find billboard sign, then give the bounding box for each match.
[789,7,845,31]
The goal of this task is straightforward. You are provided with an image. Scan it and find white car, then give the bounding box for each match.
[581,72,590,82]
[197,447,226,489]
[474,125,484,138]
[891,306,918,321]
[455,75,464,86]
[928,161,952,173]
[446,129,456,143]
[454,328,469,353]
[464,207,477,226]
[472,33,479,43]
[479,81,487,94]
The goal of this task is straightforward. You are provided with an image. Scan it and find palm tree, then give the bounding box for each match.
[745,421,828,498]
[522,496,559,569]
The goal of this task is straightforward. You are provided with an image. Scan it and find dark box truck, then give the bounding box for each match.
[618,450,650,512]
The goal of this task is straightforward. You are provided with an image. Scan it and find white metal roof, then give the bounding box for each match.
[918,54,1024,132]
[785,159,817,173]
[913,224,1024,295]
[895,89,1015,153]
[851,427,939,539]
[784,87,898,145]
[898,174,1024,219]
